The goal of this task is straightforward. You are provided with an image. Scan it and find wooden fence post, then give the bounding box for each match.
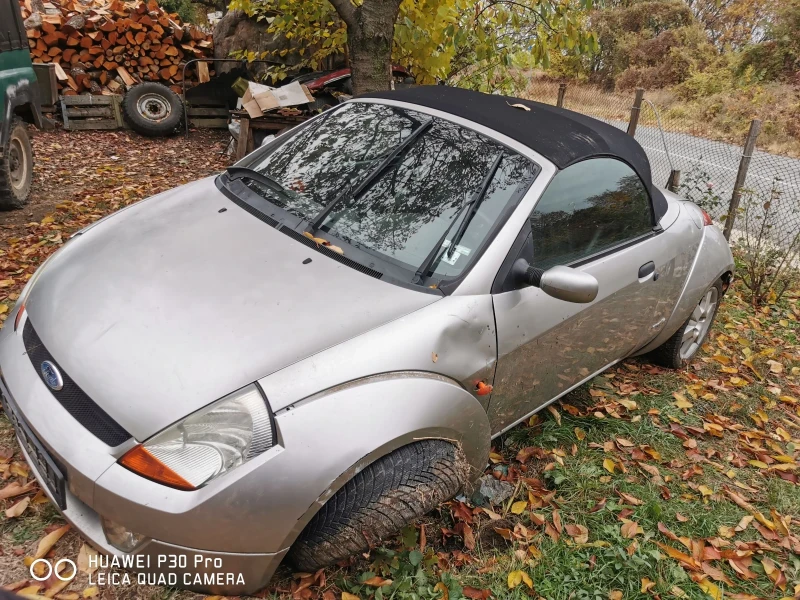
[723,119,762,240]
[667,169,681,193]
[627,88,644,137]
[556,83,566,108]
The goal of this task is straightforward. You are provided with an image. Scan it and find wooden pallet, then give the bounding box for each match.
[60,95,123,131]
[187,105,229,129]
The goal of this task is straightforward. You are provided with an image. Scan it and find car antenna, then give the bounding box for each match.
[306,118,433,233]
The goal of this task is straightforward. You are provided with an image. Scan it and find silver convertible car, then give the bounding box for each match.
[0,86,732,593]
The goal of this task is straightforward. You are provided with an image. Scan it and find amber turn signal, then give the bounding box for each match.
[13,304,25,332]
[119,445,196,491]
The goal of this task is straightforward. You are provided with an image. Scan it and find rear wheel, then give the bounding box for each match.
[288,440,463,572]
[0,118,33,210]
[649,280,722,369]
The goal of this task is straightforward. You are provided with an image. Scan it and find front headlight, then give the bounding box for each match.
[119,384,274,490]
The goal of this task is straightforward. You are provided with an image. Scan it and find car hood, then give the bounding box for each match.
[25,177,438,441]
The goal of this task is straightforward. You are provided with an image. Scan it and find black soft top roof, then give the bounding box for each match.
[361,85,668,223]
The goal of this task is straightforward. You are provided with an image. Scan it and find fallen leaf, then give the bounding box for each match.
[641,578,655,593]
[510,500,527,515]
[463,587,491,600]
[363,576,392,587]
[77,543,99,575]
[34,525,71,559]
[5,496,30,518]
[603,458,616,473]
[674,392,693,410]
[574,427,586,441]
[507,103,531,111]
[507,570,532,590]
[341,593,360,600]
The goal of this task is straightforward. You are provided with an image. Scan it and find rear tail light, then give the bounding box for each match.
[701,209,713,226]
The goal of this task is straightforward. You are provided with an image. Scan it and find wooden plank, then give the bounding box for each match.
[189,118,228,128]
[63,119,120,130]
[61,94,116,106]
[236,117,250,160]
[60,97,70,129]
[187,107,229,116]
[197,60,210,83]
[111,94,124,127]
[66,107,114,117]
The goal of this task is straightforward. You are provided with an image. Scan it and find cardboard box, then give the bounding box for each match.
[241,80,314,118]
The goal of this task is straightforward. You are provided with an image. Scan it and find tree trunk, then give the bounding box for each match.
[328,0,402,95]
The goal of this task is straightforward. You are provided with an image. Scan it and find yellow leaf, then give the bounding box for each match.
[673,392,692,410]
[695,578,721,600]
[434,582,449,600]
[603,458,616,473]
[83,588,100,599]
[780,319,789,327]
[5,496,30,518]
[34,524,70,559]
[698,485,713,497]
[511,500,527,515]
[520,572,533,589]
[77,543,98,575]
[749,460,769,469]
[609,591,623,600]
[641,578,655,593]
[488,452,503,464]
[507,570,522,589]
[41,215,55,224]
[364,577,393,587]
[574,427,586,441]
[342,593,361,600]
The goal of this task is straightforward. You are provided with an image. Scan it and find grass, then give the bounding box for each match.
[520,73,800,158]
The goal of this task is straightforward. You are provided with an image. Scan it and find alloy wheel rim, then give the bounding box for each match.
[680,287,719,359]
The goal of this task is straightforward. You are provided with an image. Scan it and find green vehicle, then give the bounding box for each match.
[0,0,46,209]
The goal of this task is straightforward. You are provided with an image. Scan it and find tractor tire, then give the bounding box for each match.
[122,83,183,137]
[0,118,34,210]
[288,440,464,572]
[649,279,723,369]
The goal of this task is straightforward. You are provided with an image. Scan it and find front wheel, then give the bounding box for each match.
[287,440,464,572]
[649,280,722,369]
[0,118,33,210]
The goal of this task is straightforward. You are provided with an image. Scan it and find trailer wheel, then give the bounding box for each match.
[122,83,183,137]
[0,118,33,210]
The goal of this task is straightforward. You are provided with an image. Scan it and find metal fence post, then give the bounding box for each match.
[723,119,762,240]
[627,88,644,137]
[667,170,680,193]
[556,83,566,108]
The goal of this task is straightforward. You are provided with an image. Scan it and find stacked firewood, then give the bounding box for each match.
[19,0,214,95]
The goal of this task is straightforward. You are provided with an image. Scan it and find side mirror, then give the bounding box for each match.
[511,259,599,303]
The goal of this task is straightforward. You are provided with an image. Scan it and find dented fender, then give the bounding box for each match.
[268,372,491,551]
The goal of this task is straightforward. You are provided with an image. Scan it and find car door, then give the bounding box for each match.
[488,158,666,434]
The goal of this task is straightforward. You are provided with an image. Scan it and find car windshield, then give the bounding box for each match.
[235,102,537,285]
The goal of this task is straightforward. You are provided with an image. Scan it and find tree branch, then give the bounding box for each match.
[327,0,357,29]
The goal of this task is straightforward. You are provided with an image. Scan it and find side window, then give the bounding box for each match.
[529,158,653,269]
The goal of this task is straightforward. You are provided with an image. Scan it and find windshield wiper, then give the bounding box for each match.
[307,119,433,233]
[225,166,293,200]
[411,152,504,286]
[445,153,504,260]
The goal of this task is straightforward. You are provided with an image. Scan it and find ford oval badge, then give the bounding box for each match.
[40,361,64,391]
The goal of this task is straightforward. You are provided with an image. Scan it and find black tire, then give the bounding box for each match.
[0,118,33,210]
[288,440,463,572]
[649,279,723,369]
[122,83,183,137]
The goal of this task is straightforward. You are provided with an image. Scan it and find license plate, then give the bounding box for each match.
[0,391,67,509]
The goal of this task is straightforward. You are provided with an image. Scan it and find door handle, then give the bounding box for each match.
[638,261,655,279]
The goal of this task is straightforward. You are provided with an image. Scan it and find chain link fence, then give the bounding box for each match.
[521,78,800,252]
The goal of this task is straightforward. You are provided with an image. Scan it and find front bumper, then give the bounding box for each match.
[0,317,285,595]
